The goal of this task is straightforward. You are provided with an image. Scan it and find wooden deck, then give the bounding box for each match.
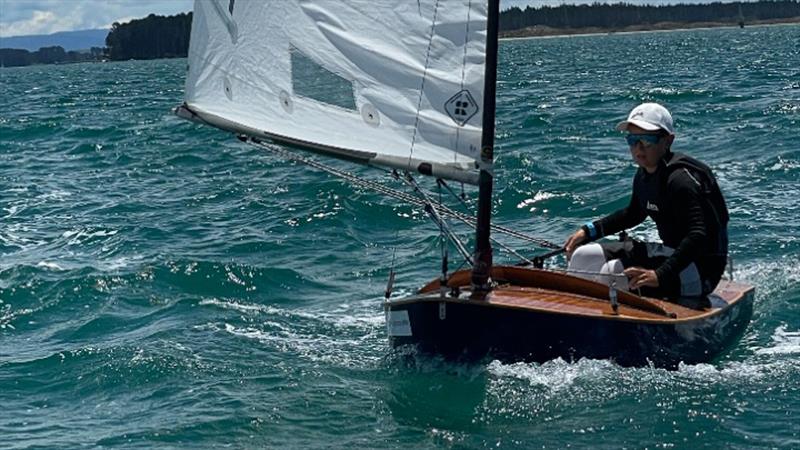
[387,265,755,367]
[409,265,754,324]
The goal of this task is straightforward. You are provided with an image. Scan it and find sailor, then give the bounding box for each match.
[564,102,729,299]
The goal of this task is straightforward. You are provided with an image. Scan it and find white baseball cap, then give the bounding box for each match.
[615,102,675,135]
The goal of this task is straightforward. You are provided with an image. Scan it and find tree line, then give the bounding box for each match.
[0,46,104,67]
[3,2,800,68]
[105,13,192,61]
[500,0,800,32]
[1,12,191,67]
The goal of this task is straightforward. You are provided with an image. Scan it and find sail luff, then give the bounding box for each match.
[471,0,499,290]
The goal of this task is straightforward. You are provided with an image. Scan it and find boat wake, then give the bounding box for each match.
[484,322,800,391]
[198,295,387,369]
[754,325,800,356]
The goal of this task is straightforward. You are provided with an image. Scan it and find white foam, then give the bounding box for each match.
[218,321,383,368]
[199,296,384,330]
[487,357,619,392]
[201,294,387,368]
[2,204,21,216]
[730,259,799,300]
[755,325,800,355]
[517,191,562,209]
[767,156,800,171]
[36,190,72,201]
[102,256,135,271]
[199,298,277,314]
[317,296,386,329]
[0,224,45,249]
[485,347,800,395]
[1,304,34,329]
[36,261,65,271]
[61,228,119,245]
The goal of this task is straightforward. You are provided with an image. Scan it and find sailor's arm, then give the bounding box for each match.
[592,196,648,239]
[565,190,647,256]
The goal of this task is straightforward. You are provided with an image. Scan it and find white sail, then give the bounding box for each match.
[182,0,487,184]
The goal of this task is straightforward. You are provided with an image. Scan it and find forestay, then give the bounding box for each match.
[182,0,488,184]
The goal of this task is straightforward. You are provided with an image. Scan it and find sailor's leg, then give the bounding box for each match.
[568,240,703,297]
[599,258,629,291]
[677,263,702,297]
[567,243,607,283]
[640,243,703,297]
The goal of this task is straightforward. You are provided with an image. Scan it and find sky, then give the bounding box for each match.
[0,0,765,38]
[0,0,192,37]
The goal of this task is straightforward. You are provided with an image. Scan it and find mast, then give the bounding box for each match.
[471,0,499,291]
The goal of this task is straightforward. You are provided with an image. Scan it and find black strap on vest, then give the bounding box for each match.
[665,152,730,229]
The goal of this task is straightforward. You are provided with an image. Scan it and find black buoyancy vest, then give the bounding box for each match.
[665,152,730,231]
[632,152,729,254]
[630,152,730,288]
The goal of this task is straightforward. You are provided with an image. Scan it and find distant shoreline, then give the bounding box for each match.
[500,17,800,40]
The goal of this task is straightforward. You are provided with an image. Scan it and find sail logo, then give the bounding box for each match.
[444,90,479,126]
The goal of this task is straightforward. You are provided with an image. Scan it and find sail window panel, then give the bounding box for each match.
[290,48,357,112]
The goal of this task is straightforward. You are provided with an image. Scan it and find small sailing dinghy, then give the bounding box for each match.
[176,0,754,368]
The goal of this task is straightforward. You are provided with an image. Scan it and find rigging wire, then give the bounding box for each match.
[437,180,450,289]
[438,178,471,209]
[396,171,473,265]
[384,230,399,301]
[434,177,535,266]
[246,138,560,253]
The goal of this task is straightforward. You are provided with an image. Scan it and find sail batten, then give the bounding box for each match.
[181,0,488,184]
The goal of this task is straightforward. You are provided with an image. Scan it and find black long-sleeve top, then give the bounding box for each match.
[589,152,728,287]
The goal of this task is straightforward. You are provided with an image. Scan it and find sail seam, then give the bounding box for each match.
[209,0,239,43]
[454,0,474,164]
[407,0,442,169]
[461,1,472,91]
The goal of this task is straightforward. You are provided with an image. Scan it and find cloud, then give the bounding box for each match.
[0,8,84,36]
[0,0,192,37]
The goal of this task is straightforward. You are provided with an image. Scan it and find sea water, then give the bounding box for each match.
[1,24,798,448]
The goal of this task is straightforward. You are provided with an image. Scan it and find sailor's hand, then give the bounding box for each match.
[564,229,588,260]
[624,267,659,289]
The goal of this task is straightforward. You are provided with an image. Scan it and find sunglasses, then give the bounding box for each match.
[626,133,662,147]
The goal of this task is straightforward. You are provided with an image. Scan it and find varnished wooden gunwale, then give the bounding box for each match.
[403,265,755,325]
